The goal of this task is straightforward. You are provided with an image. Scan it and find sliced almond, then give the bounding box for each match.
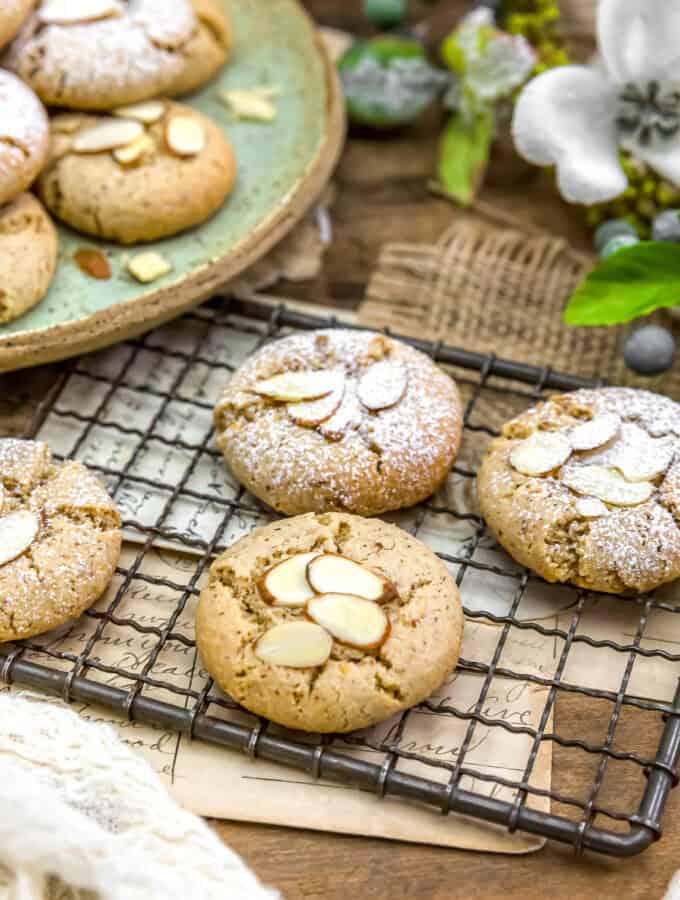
[127,252,173,284]
[357,361,408,411]
[306,593,390,650]
[510,432,572,477]
[306,554,396,603]
[569,414,621,452]
[39,0,123,25]
[220,89,278,122]
[614,435,676,483]
[0,510,40,567]
[562,465,653,507]
[113,100,166,124]
[74,248,111,280]
[258,552,319,607]
[575,497,609,519]
[72,119,144,154]
[165,115,205,158]
[113,133,156,167]
[255,621,332,668]
[287,373,345,427]
[319,388,363,441]
[253,371,338,403]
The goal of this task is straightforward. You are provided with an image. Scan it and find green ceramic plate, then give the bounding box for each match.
[0,0,344,372]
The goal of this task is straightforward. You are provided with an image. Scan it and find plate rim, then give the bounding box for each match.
[0,7,346,373]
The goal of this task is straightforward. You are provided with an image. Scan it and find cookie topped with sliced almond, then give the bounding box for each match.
[213,329,464,517]
[196,512,464,734]
[477,387,680,595]
[37,102,236,245]
[0,438,122,642]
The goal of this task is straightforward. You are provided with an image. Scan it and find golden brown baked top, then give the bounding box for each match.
[196,512,464,733]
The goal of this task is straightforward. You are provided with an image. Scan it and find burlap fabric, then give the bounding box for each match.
[358,219,680,400]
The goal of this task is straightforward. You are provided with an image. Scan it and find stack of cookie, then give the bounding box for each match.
[0,0,236,324]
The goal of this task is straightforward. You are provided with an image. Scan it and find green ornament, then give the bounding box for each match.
[363,0,407,29]
[600,233,639,259]
[338,36,449,129]
[594,218,638,253]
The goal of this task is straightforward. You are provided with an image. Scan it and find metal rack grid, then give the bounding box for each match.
[2,296,680,858]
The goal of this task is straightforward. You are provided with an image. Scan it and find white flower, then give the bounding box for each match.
[512,0,680,205]
[450,6,536,114]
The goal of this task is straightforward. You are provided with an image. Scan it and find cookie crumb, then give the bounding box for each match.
[74,248,111,280]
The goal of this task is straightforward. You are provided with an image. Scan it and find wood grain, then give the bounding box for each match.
[1,1,678,896]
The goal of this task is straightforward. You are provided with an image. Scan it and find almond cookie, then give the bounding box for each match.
[0,0,32,49]
[477,387,680,594]
[196,512,464,733]
[0,70,49,205]
[2,0,226,111]
[213,330,464,516]
[0,439,122,642]
[37,102,237,244]
[0,193,58,325]
[167,0,232,97]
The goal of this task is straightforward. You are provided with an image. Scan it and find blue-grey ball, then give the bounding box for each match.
[624,325,676,376]
[651,209,680,243]
[594,218,638,253]
[600,233,639,259]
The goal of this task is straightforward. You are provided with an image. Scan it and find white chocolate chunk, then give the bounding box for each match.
[73,119,144,153]
[287,373,345,427]
[127,252,173,283]
[165,116,205,157]
[510,432,572,477]
[254,371,338,403]
[39,0,123,25]
[113,100,166,124]
[357,361,408,411]
[255,622,332,668]
[113,133,155,166]
[259,552,319,607]
[306,554,396,603]
[575,497,609,519]
[306,593,390,650]
[0,510,40,566]
[569,414,620,452]
[562,465,653,507]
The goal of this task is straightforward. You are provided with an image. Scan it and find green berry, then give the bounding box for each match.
[594,219,638,253]
[600,234,639,258]
[339,37,447,129]
[363,0,407,29]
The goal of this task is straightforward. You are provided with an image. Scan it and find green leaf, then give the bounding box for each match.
[564,242,680,326]
[437,108,494,206]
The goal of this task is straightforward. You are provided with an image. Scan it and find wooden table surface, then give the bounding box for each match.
[1,2,678,897]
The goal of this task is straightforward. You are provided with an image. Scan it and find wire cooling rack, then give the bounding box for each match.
[2,297,680,858]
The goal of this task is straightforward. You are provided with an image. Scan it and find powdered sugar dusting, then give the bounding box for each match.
[3,0,198,108]
[481,387,680,592]
[0,70,48,196]
[215,330,463,515]
[0,438,121,641]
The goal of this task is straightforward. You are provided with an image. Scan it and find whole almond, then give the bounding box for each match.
[74,248,111,280]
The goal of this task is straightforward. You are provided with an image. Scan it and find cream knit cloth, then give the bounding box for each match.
[0,693,278,900]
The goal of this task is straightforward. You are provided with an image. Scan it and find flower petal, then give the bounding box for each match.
[513,65,627,204]
[598,0,680,83]
[628,139,680,189]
